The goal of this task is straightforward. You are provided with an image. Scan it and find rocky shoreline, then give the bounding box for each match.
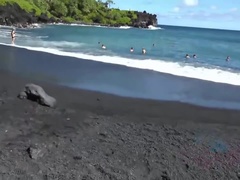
[0,3,157,29]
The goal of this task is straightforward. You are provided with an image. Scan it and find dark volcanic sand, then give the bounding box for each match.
[0,70,240,180]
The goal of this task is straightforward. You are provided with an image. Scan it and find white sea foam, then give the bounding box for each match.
[0,30,32,38]
[1,42,240,86]
[22,40,86,48]
[0,25,12,28]
[0,31,9,38]
[147,25,162,30]
[54,23,132,30]
[56,23,102,28]
[31,23,41,28]
[119,26,132,29]
[36,36,49,39]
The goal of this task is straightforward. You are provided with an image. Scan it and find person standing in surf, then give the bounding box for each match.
[11,28,16,44]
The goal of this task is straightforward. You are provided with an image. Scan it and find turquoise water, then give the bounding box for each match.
[1,24,240,85]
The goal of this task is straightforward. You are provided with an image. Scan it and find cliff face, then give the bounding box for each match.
[0,3,55,27]
[132,11,158,28]
[0,3,35,27]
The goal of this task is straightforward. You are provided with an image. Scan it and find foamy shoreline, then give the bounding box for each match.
[1,22,162,31]
[0,41,239,86]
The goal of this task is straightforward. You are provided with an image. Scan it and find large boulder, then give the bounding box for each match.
[18,84,56,108]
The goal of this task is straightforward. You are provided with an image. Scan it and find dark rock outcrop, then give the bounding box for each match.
[0,3,54,27]
[132,11,158,28]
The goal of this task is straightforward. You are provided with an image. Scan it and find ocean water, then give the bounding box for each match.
[1,24,240,85]
[1,24,240,109]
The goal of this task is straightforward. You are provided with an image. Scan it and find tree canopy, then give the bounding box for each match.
[0,0,138,25]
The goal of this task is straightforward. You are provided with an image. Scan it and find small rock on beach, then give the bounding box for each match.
[18,83,56,108]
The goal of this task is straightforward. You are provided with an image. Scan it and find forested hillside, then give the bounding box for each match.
[0,0,157,27]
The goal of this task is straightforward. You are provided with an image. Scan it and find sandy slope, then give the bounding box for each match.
[0,70,240,180]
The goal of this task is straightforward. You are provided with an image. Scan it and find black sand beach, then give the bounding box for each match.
[1,69,240,180]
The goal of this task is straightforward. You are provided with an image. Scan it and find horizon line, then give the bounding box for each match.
[158,24,240,32]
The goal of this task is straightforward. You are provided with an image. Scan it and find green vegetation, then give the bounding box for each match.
[0,0,138,25]
[0,0,42,16]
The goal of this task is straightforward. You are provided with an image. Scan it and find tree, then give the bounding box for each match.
[0,0,141,26]
[105,0,114,8]
[49,0,68,17]
[32,0,49,11]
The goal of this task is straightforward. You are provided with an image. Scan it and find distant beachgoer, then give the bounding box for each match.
[11,28,16,44]
[130,47,134,53]
[193,54,197,58]
[152,43,155,47]
[185,54,190,59]
[142,48,146,54]
[226,56,230,61]
[101,44,106,49]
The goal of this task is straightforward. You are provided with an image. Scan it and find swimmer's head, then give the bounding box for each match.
[101,44,106,49]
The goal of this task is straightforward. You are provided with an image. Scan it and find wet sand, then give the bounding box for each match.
[0,70,240,180]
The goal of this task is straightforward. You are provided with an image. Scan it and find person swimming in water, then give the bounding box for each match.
[185,54,190,59]
[11,28,16,44]
[193,54,197,58]
[130,47,134,53]
[101,44,106,49]
[142,48,146,54]
[226,56,230,62]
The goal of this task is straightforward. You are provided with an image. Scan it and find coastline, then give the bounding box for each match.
[0,69,240,179]
[0,21,158,30]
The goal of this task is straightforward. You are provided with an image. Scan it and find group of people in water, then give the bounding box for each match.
[129,47,147,54]
[99,41,148,55]
[99,41,231,61]
[10,29,231,62]
[185,54,197,59]
[99,42,230,61]
[185,53,230,61]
